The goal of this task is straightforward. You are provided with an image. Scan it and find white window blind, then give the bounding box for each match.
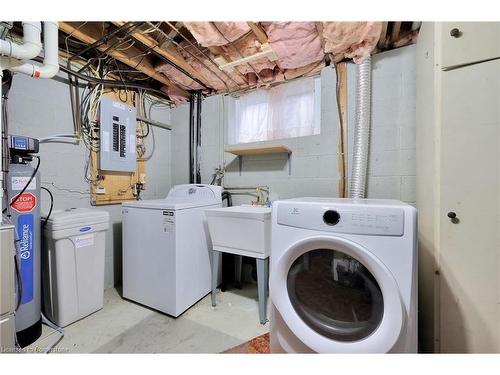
[228,76,321,144]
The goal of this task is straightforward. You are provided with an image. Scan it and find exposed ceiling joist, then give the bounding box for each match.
[112,21,211,89]
[247,22,268,44]
[378,22,389,49]
[315,22,325,50]
[59,22,187,96]
[390,22,402,46]
[161,21,184,48]
[56,21,420,101]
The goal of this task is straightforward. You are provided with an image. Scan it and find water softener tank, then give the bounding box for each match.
[6,135,42,347]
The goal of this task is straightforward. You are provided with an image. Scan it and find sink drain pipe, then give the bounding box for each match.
[349,57,372,199]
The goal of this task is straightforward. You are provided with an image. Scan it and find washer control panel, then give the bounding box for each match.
[277,202,405,236]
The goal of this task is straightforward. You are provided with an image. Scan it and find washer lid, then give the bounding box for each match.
[122,198,220,210]
[270,235,405,353]
[123,184,223,210]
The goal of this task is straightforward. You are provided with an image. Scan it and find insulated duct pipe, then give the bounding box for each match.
[0,22,42,61]
[8,22,59,79]
[349,57,372,199]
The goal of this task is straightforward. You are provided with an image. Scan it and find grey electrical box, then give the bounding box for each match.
[99,97,137,172]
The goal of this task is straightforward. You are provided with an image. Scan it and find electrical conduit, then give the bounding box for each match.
[349,57,372,199]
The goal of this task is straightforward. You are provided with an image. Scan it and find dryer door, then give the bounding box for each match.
[270,235,405,353]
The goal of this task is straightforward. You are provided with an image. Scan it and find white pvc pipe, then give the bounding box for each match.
[0,22,42,61]
[349,57,372,199]
[9,22,59,79]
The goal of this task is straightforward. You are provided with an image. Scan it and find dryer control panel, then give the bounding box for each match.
[277,202,405,236]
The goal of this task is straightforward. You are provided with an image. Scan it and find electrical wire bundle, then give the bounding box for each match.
[136,90,150,158]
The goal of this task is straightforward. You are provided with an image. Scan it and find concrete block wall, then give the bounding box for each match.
[171,45,416,205]
[171,103,190,185]
[171,68,340,203]
[221,67,339,203]
[7,73,172,288]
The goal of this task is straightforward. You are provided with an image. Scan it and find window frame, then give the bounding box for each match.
[227,76,322,145]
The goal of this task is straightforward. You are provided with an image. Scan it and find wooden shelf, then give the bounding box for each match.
[224,144,291,156]
[225,144,292,175]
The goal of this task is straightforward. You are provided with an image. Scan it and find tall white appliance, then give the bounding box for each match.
[122,184,222,317]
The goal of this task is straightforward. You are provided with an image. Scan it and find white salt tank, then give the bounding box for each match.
[41,208,109,327]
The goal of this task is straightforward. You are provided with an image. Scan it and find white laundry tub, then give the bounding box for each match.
[205,205,271,258]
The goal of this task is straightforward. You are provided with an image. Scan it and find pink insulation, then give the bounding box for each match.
[177,42,245,91]
[221,34,276,75]
[262,22,324,69]
[155,21,407,98]
[393,30,418,48]
[161,86,189,107]
[155,44,204,91]
[183,22,250,47]
[323,22,382,63]
[155,41,245,93]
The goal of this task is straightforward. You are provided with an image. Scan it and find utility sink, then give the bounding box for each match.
[205,205,271,258]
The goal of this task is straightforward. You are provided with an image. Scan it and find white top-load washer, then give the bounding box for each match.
[270,198,417,353]
[122,184,222,317]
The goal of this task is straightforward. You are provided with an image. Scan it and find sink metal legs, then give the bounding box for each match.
[234,255,243,285]
[256,257,269,324]
[211,250,221,307]
[211,249,269,325]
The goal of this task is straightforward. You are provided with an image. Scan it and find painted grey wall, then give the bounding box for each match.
[171,103,190,185]
[7,73,172,289]
[171,45,416,205]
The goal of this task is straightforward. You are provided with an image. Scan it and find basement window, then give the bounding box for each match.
[228,76,321,144]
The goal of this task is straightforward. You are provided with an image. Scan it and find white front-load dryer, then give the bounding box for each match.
[269,198,417,353]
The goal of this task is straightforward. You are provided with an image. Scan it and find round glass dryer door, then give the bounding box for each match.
[287,249,384,342]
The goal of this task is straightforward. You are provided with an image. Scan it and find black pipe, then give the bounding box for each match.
[221,191,232,207]
[189,92,196,184]
[195,91,202,184]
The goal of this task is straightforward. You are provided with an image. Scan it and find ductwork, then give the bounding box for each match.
[0,22,42,61]
[8,22,60,79]
[349,56,372,199]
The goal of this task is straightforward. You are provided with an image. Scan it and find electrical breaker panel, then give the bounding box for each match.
[99,96,137,172]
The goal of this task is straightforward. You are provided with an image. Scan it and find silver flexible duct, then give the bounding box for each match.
[349,57,372,199]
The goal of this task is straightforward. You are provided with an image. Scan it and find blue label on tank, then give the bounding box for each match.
[17,214,34,304]
[79,226,91,232]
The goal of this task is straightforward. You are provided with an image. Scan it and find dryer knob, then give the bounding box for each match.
[323,210,340,225]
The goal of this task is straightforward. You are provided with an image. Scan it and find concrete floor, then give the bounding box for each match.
[28,284,269,353]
